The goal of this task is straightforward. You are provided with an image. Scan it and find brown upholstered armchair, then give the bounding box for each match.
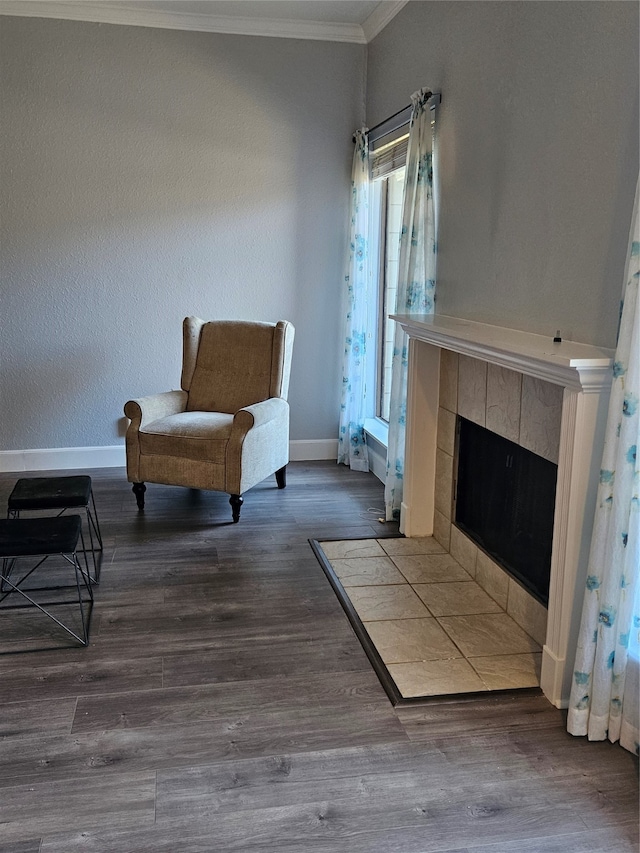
[124,317,295,522]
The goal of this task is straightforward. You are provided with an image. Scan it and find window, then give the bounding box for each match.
[369,128,409,425]
[361,95,438,456]
[376,168,405,421]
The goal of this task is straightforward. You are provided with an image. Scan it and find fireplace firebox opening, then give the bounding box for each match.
[454,416,558,606]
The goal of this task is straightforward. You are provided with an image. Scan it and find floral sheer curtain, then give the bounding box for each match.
[384,89,437,520]
[338,129,371,472]
[567,178,640,754]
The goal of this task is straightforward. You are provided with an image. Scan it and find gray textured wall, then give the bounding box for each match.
[0,17,364,451]
[3,5,637,455]
[367,1,639,347]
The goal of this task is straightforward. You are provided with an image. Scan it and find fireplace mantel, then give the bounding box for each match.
[393,314,614,392]
[392,313,614,708]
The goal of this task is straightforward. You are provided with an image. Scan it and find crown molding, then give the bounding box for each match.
[362,0,408,42]
[0,1,406,43]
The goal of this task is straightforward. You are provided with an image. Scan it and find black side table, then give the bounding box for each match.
[0,515,93,649]
[7,476,103,583]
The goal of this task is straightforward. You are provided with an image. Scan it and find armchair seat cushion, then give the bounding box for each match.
[139,412,233,464]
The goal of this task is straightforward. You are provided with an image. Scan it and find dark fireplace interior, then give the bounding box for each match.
[454,417,557,606]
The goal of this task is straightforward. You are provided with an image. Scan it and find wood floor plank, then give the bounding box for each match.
[161,636,372,687]
[0,841,42,853]
[159,574,335,608]
[0,716,406,789]
[0,605,91,655]
[37,796,589,853]
[153,753,578,822]
[86,616,355,662]
[396,692,566,739]
[0,772,156,845]
[0,697,76,738]
[87,611,352,660]
[463,824,639,852]
[153,736,635,805]
[74,817,636,853]
[153,744,639,845]
[70,670,396,733]
[0,657,163,701]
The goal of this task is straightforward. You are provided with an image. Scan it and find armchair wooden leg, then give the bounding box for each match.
[229,494,243,523]
[275,466,287,489]
[132,482,146,510]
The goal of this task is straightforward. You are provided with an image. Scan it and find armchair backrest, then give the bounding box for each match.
[181,318,294,414]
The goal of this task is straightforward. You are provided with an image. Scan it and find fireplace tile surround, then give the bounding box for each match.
[433,349,561,645]
[392,313,614,708]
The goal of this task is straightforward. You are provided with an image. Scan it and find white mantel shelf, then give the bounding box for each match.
[392,314,614,392]
[393,313,614,709]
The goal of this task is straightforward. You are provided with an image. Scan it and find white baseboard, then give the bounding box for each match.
[0,440,340,473]
[367,441,387,484]
[288,439,338,461]
[0,445,127,473]
[540,644,569,709]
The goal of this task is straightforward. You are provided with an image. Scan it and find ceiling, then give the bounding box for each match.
[0,0,409,43]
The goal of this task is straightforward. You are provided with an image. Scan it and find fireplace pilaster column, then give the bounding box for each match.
[541,385,610,706]
[401,338,440,537]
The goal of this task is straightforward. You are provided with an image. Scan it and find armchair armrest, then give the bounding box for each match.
[232,397,289,432]
[124,390,188,428]
[227,398,290,495]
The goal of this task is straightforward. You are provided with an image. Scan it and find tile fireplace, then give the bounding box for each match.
[392,313,614,707]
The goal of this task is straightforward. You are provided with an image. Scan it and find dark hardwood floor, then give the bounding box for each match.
[0,462,637,852]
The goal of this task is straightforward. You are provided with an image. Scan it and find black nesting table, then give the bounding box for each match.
[7,475,103,583]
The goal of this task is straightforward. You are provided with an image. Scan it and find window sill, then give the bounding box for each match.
[364,418,389,450]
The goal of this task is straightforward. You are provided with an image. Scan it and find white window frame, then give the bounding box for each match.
[363,122,411,447]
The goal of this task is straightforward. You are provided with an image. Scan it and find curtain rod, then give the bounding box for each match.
[353,92,441,143]
[368,102,414,137]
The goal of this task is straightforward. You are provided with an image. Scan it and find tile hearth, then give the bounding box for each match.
[320,536,542,699]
